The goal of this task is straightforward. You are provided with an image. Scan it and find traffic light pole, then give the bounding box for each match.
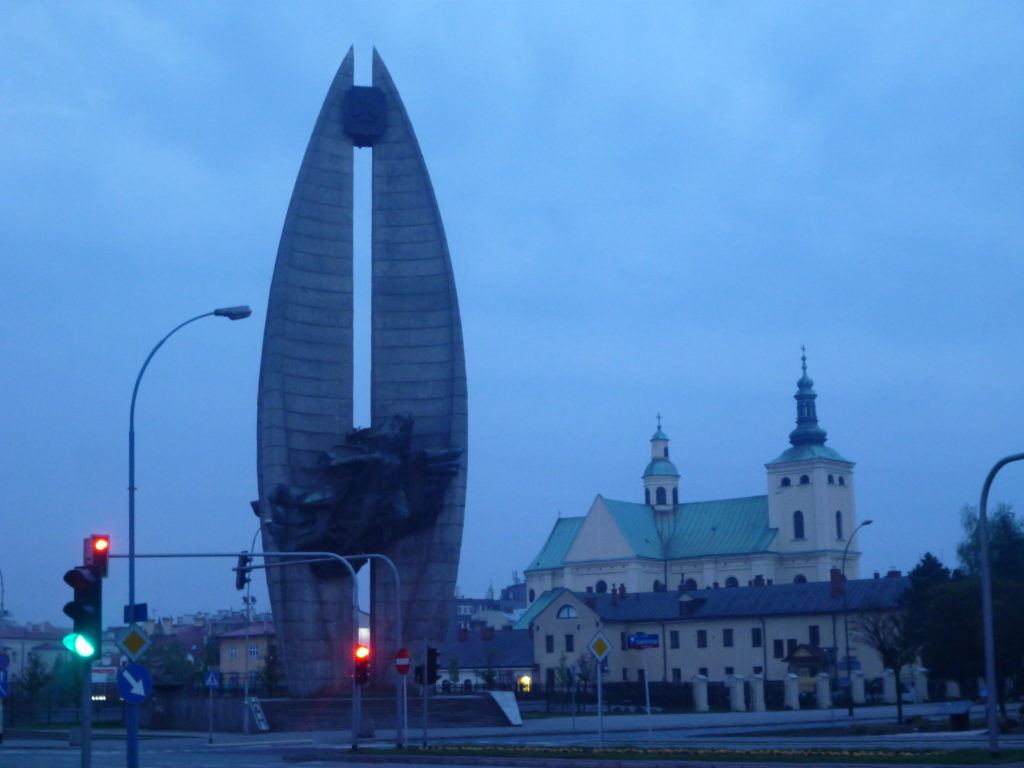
[80,656,92,768]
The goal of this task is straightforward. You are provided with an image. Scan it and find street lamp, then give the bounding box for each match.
[978,452,1024,756]
[842,518,873,717]
[126,305,251,768]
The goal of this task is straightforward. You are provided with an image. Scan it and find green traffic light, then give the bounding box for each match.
[62,632,96,658]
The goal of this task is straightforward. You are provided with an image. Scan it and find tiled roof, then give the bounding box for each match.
[512,589,561,630]
[569,577,909,623]
[217,621,275,639]
[441,629,533,669]
[525,516,585,571]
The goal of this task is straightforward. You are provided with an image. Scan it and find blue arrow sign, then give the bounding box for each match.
[117,663,152,703]
[0,668,9,698]
[204,670,221,689]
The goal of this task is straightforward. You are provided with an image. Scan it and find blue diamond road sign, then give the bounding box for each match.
[117,663,152,703]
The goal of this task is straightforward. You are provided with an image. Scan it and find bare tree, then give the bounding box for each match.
[854,609,919,723]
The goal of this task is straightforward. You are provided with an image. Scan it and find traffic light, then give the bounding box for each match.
[426,646,439,684]
[414,665,424,685]
[353,644,371,685]
[86,534,111,577]
[62,565,101,659]
[234,553,252,590]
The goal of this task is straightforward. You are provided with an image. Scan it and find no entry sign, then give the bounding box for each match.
[394,647,411,675]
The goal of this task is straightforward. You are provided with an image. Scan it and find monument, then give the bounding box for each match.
[256,48,468,696]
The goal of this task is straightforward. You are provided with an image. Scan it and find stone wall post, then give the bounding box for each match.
[913,667,929,702]
[784,673,800,710]
[851,671,866,704]
[882,669,897,704]
[815,673,831,709]
[750,673,765,712]
[692,675,709,713]
[729,675,746,712]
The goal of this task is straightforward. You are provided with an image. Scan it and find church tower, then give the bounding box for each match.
[765,350,858,581]
[643,416,679,512]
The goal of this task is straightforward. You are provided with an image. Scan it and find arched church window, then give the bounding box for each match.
[557,605,578,619]
[672,487,678,504]
[793,574,808,584]
[684,578,698,591]
[827,474,834,484]
[838,476,846,486]
[799,475,810,485]
[528,589,535,602]
[645,488,651,505]
[781,477,791,487]
[725,576,739,588]
[595,580,608,594]
[836,510,843,539]
[793,510,805,540]
[656,487,667,505]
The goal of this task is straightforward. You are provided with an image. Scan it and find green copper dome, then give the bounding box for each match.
[643,457,680,478]
[651,427,669,441]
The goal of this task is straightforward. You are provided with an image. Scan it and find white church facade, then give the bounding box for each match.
[525,355,865,604]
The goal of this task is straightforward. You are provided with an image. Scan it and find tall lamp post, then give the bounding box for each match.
[842,518,873,717]
[126,305,251,768]
[978,452,1024,756]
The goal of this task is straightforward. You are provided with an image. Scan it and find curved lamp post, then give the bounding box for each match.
[842,518,873,717]
[978,452,1024,756]
[126,305,251,768]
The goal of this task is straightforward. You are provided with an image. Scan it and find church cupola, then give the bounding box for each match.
[643,415,679,510]
[789,347,828,448]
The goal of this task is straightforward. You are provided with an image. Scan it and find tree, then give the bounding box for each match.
[147,639,196,686]
[957,503,1024,580]
[447,654,460,686]
[259,645,283,695]
[17,653,52,714]
[574,651,595,700]
[855,608,918,723]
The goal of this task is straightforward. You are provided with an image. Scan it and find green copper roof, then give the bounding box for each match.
[767,444,852,465]
[525,517,585,572]
[651,428,669,441]
[562,495,778,564]
[642,458,679,478]
[513,588,565,630]
[527,494,778,573]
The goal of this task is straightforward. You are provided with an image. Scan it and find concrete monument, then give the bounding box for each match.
[256,48,467,696]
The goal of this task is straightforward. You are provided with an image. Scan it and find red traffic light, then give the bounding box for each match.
[86,534,111,577]
[354,644,370,660]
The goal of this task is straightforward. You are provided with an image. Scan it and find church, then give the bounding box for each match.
[525,354,864,604]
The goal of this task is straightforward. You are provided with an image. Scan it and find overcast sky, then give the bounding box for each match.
[2,2,1022,627]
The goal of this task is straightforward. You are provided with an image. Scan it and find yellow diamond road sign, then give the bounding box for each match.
[588,631,611,661]
[117,625,151,662]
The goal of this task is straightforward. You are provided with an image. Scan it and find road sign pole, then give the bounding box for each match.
[643,650,652,739]
[207,684,213,744]
[597,661,603,743]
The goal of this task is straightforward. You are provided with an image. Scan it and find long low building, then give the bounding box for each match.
[517,573,910,690]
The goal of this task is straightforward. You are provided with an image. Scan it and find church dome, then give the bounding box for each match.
[643,457,680,478]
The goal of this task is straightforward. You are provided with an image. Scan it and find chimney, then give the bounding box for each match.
[481,627,495,641]
[873,571,880,579]
[886,569,901,578]
[712,581,719,589]
[457,627,468,641]
[618,584,626,597]
[753,575,766,587]
[830,568,845,598]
